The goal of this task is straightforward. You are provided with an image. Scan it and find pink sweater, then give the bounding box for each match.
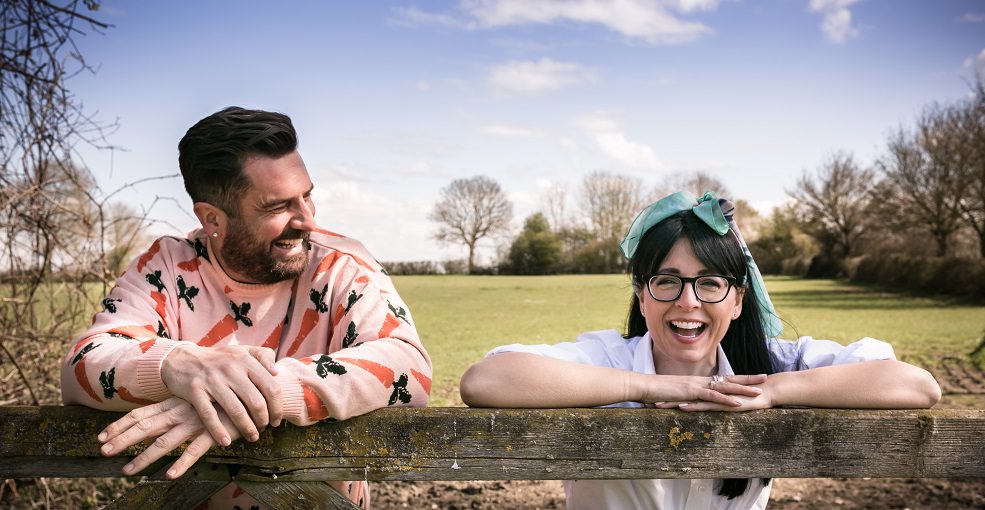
[61,227,431,507]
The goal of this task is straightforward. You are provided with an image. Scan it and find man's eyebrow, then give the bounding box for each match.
[258,185,314,209]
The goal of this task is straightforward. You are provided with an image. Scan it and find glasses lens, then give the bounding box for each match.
[694,276,730,303]
[649,275,683,301]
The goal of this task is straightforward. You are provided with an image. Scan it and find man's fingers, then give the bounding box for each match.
[248,365,283,428]
[247,346,278,376]
[100,399,179,443]
[166,433,215,479]
[211,386,260,442]
[189,394,231,446]
[120,423,195,476]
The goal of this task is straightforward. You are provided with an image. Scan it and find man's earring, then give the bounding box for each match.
[211,232,219,238]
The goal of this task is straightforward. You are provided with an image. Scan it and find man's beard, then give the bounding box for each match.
[220,218,311,284]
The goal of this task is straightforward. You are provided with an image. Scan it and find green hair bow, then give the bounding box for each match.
[620,191,783,338]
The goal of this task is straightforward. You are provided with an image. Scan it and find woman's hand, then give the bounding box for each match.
[98,397,241,479]
[643,374,768,409]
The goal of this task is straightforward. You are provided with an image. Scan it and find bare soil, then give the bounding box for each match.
[373,361,985,509]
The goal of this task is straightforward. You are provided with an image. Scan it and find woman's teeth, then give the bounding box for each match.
[671,320,703,330]
[670,320,705,338]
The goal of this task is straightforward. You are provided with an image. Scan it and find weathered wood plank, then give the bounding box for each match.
[1,406,983,480]
[239,481,361,510]
[101,479,226,510]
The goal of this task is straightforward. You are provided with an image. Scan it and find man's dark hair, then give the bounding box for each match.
[178,106,297,216]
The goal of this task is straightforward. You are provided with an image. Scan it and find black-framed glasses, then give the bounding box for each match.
[644,274,736,303]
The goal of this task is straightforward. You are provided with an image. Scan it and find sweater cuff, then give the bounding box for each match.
[136,339,185,401]
[276,371,306,424]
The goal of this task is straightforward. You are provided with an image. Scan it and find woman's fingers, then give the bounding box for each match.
[714,381,764,398]
[726,374,768,385]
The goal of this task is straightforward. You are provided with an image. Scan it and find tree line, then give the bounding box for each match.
[422,77,984,300]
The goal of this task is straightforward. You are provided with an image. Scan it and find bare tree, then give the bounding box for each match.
[879,105,970,256]
[580,171,643,241]
[651,170,730,202]
[789,152,876,258]
[579,171,643,271]
[541,181,568,232]
[430,175,513,274]
[957,76,985,257]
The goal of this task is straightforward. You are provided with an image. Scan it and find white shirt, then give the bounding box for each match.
[487,330,895,510]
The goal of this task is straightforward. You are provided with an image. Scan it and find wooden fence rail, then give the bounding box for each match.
[1,406,983,509]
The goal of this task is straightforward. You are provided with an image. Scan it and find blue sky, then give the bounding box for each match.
[72,0,985,263]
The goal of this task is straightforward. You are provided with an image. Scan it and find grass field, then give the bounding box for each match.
[393,275,985,407]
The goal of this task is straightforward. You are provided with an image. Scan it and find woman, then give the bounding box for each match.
[459,191,941,510]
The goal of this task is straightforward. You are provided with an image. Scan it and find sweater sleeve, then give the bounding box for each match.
[275,248,432,426]
[60,238,185,410]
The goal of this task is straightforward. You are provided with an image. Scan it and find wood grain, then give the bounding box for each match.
[1,406,982,481]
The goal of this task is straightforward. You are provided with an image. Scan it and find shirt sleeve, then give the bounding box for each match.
[274,249,432,426]
[60,238,184,410]
[486,329,634,370]
[768,336,897,373]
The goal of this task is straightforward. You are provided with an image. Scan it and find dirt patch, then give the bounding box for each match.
[934,357,985,395]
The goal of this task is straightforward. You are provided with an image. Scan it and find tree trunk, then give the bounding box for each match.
[467,243,476,274]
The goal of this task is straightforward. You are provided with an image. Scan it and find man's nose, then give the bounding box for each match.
[291,199,317,231]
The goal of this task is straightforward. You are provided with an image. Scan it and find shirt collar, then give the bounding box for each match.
[636,332,736,376]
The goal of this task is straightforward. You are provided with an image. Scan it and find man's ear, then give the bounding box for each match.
[192,202,227,238]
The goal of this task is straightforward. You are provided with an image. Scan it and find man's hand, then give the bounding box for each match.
[161,343,281,445]
[98,397,240,479]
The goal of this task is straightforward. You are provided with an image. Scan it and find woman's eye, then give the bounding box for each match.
[655,277,679,287]
[699,279,724,290]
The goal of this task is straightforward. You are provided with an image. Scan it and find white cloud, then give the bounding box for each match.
[573,111,660,169]
[489,58,594,95]
[594,131,659,168]
[964,49,985,77]
[480,124,546,138]
[395,0,716,45]
[808,0,860,44]
[958,12,985,23]
[390,6,467,28]
[573,111,621,132]
[402,162,432,174]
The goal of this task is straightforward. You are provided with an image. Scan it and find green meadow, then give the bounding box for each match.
[393,275,985,407]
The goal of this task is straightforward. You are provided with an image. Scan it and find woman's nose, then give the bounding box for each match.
[675,282,701,309]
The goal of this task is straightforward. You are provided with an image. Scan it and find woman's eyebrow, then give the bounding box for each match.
[656,267,717,275]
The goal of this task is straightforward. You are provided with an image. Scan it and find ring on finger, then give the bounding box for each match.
[708,374,725,389]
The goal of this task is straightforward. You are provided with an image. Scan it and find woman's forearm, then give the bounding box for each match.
[460,353,638,407]
[768,359,941,409]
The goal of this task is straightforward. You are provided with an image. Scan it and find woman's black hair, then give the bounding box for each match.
[623,208,775,499]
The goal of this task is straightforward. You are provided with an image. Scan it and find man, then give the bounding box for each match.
[61,107,431,508]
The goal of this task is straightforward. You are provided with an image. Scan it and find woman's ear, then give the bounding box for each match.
[731,286,745,320]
